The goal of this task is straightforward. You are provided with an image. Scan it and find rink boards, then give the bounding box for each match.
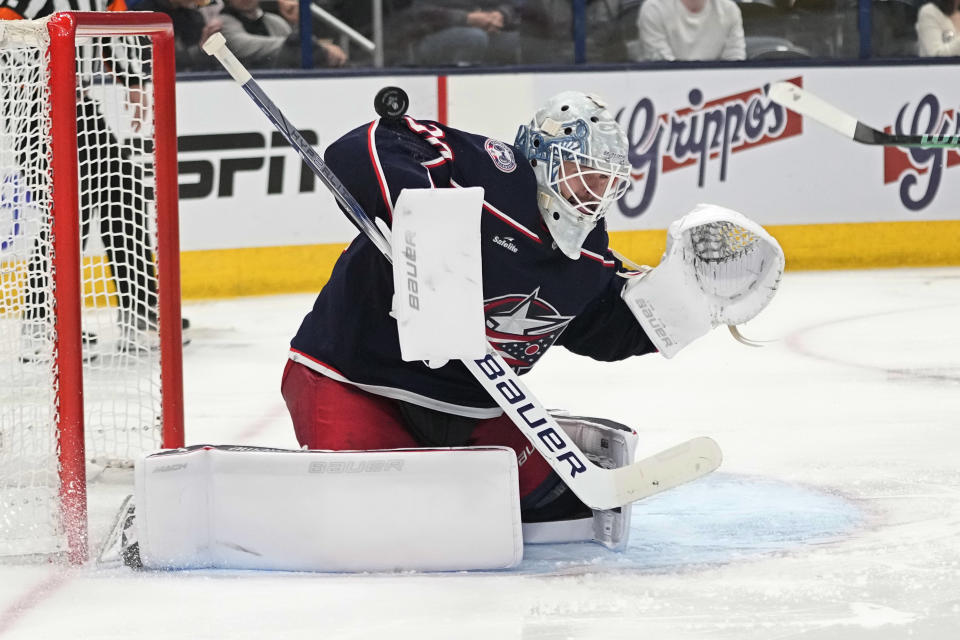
[13,64,955,299]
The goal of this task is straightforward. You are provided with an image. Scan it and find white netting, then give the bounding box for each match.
[681,206,784,326]
[691,221,773,298]
[74,33,162,466]
[0,19,164,558]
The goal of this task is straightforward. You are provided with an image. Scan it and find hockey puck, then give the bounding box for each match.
[374,86,409,121]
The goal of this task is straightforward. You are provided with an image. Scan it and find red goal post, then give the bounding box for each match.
[0,12,184,564]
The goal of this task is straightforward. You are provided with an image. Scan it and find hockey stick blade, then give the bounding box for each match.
[467,349,721,509]
[614,436,722,504]
[768,81,857,139]
[205,37,722,510]
[769,81,960,149]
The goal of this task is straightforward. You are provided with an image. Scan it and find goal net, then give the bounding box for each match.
[0,12,184,563]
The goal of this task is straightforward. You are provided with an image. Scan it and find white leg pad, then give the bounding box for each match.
[135,445,522,572]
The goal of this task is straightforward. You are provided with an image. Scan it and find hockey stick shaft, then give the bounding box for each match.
[202,35,392,258]
[769,82,960,149]
[203,35,721,509]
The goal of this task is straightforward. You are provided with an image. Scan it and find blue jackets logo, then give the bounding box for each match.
[484,288,573,372]
[484,138,517,173]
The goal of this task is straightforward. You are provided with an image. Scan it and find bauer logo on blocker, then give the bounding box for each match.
[403,230,419,310]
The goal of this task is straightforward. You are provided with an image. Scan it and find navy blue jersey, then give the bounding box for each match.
[289,116,655,417]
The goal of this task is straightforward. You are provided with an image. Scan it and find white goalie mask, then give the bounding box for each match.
[515,91,631,259]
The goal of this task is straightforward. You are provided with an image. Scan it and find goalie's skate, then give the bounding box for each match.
[116,310,191,354]
[97,494,142,569]
[560,413,637,550]
[522,413,640,550]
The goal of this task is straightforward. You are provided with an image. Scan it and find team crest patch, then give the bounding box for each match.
[484,139,517,173]
[484,288,573,372]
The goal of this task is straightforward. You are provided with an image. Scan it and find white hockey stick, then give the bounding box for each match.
[769,81,960,149]
[202,34,721,510]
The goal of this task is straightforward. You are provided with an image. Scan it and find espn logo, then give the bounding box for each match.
[176,130,320,199]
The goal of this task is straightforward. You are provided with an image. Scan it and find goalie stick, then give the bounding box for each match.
[202,34,721,510]
[769,81,960,149]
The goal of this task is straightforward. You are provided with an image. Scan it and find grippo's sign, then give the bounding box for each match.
[617,78,803,217]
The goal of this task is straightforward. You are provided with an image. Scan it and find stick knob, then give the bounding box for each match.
[202,33,252,85]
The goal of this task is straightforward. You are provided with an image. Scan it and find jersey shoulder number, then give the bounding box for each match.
[402,117,454,162]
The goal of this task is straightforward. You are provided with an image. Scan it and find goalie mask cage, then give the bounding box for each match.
[0,12,184,564]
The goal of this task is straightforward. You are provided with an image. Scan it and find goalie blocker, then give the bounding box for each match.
[117,416,638,572]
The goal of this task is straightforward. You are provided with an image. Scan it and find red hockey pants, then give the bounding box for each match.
[281,359,556,502]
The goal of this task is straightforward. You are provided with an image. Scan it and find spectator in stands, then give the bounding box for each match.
[294,0,518,66]
[219,0,348,68]
[416,2,520,65]
[273,0,350,61]
[518,0,640,63]
[916,0,960,55]
[637,0,746,60]
[133,0,224,71]
[381,1,520,66]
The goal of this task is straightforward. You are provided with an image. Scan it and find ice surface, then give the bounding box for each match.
[1,268,958,639]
